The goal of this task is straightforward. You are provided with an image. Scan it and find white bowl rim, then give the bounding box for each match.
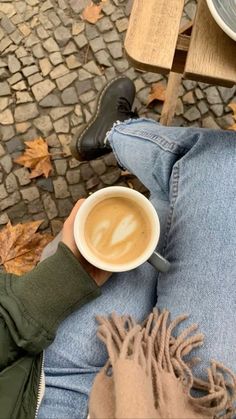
[206,0,236,42]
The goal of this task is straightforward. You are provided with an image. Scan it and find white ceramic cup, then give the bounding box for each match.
[74,186,170,273]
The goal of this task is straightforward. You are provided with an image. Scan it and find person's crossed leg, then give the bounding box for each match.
[39,77,236,419]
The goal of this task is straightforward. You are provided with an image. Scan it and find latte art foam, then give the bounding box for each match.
[84,197,151,265]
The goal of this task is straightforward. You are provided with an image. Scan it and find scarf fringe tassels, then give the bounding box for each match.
[96,309,236,418]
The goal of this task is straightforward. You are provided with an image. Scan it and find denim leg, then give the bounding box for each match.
[39,266,158,419]
[39,118,236,418]
[38,123,163,418]
[109,118,236,379]
[109,118,200,253]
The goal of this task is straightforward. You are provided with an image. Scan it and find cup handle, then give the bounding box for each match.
[148,251,170,273]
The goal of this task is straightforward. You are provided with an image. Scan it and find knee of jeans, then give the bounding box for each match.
[44,319,108,370]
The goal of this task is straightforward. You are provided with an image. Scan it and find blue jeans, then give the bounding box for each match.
[39,119,236,419]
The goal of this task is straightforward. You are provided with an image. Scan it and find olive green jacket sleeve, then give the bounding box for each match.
[0,242,101,369]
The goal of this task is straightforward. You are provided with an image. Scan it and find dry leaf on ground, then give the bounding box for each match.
[227,103,236,131]
[81,1,103,24]
[147,83,166,107]
[228,103,236,116]
[121,170,132,176]
[127,181,134,189]
[14,137,53,178]
[0,221,53,275]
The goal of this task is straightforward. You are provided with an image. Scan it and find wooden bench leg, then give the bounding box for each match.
[160,72,182,126]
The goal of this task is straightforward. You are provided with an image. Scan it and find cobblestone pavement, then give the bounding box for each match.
[0,0,235,235]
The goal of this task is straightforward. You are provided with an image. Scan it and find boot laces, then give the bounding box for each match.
[117,97,139,118]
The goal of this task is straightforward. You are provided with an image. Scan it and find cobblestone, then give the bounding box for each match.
[44,37,60,52]
[0,184,8,200]
[50,106,73,120]
[54,159,67,175]
[90,159,106,175]
[66,169,80,184]
[32,79,56,101]
[7,201,27,219]
[61,87,78,105]
[86,175,99,190]
[183,91,195,104]
[53,176,70,198]
[14,103,39,121]
[5,138,24,154]
[14,167,31,185]
[74,34,88,48]
[28,198,44,214]
[58,198,73,217]
[0,81,11,96]
[51,218,63,235]
[0,191,21,211]
[0,0,233,234]
[0,109,14,125]
[101,168,121,185]
[53,116,70,133]
[0,144,5,157]
[202,116,220,130]
[66,54,81,69]
[80,163,94,181]
[8,54,21,73]
[0,213,9,225]
[39,57,52,76]
[42,193,58,219]
[16,91,34,103]
[205,86,222,105]
[107,42,123,59]
[37,178,54,192]
[40,94,62,107]
[1,154,12,173]
[50,64,69,79]
[21,186,40,201]
[5,173,18,193]
[56,71,77,90]
[69,183,86,201]
[33,115,53,136]
[184,106,201,121]
[54,26,71,47]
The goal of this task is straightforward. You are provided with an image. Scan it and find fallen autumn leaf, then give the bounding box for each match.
[227,103,236,131]
[0,221,53,275]
[81,1,103,24]
[14,137,53,179]
[147,83,166,107]
[228,103,236,116]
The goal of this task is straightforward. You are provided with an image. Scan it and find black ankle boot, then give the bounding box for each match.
[70,76,138,161]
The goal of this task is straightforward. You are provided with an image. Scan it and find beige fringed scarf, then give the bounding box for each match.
[89,309,236,419]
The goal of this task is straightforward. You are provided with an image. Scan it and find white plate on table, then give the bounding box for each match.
[206,0,236,41]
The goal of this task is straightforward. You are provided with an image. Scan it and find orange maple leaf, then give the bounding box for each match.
[81,1,103,24]
[0,221,53,275]
[227,103,236,131]
[228,123,236,131]
[147,83,166,107]
[228,103,236,117]
[14,137,53,178]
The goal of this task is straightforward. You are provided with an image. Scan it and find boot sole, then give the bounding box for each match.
[70,76,129,161]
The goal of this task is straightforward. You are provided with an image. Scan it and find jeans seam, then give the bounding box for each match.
[111,143,126,170]
[162,163,180,254]
[115,125,191,156]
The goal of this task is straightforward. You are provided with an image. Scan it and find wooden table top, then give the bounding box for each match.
[125,0,236,87]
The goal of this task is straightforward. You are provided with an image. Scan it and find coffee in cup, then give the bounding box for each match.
[84,196,152,266]
[74,186,170,273]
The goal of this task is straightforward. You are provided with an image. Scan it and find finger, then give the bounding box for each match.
[65,198,86,225]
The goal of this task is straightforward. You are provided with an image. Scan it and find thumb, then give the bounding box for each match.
[65,198,86,226]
